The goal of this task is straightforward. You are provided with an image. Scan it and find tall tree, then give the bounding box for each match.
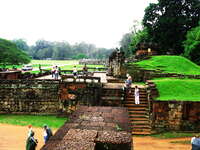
[120,33,133,57]
[143,0,200,54]
[12,39,29,51]
[184,22,200,64]
[0,38,30,65]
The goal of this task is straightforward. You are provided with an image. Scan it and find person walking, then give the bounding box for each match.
[51,65,55,78]
[134,86,140,104]
[27,124,33,137]
[124,75,132,94]
[26,132,38,150]
[43,124,53,144]
[191,134,200,150]
[73,66,78,77]
[54,66,59,80]
[82,64,88,76]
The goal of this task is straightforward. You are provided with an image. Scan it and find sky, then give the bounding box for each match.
[0,0,157,48]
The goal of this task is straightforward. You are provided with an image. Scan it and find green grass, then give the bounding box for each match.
[170,140,191,144]
[133,56,200,75]
[152,78,200,101]
[0,114,68,129]
[151,132,194,139]
[31,60,78,65]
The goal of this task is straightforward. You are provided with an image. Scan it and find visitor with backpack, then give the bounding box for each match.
[26,132,38,150]
[124,75,132,94]
[43,124,53,144]
[191,134,200,150]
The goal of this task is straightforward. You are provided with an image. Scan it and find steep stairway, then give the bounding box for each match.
[124,88,151,135]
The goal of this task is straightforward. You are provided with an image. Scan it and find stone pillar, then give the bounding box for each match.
[168,102,183,130]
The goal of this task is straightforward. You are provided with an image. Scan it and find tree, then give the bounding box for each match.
[12,39,29,51]
[0,38,31,66]
[184,22,200,64]
[120,33,133,57]
[129,28,151,53]
[143,0,200,54]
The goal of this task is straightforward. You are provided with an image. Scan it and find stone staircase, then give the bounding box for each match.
[124,88,151,135]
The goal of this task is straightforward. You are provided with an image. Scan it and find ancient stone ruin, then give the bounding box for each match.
[41,106,132,150]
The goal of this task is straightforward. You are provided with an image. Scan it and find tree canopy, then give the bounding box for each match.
[184,22,200,64]
[24,40,114,60]
[0,38,31,65]
[143,0,200,54]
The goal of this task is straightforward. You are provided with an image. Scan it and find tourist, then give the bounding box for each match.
[54,66,59,80]
[134,86,140,104]
[73,66,78,77]
[191,134,200,150]
[51,65,55,78]
[124,75,132,93]
[27,124,33,137]
[43,124,53,144]
[26,131,38,150]
[82,64,88,76]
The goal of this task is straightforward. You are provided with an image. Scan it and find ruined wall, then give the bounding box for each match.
[0,80,102,114]
[0,80,60,113]
[109,50,126,78]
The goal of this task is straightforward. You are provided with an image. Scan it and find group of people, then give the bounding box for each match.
[26,124,53,150]
[73,64,88,77]
[51,65,59,79]
[124,74,140,104]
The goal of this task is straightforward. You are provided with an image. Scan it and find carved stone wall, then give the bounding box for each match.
[109,50,126,77]
[0,80,102,114]
[0,80,60,113]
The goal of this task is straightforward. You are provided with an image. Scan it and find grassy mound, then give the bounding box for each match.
[152,78,200,101]
[133,56,200,75]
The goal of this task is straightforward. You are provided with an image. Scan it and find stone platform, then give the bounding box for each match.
[41,106,132,150]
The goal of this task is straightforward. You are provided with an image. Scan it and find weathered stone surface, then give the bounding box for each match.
[41,106,132,150]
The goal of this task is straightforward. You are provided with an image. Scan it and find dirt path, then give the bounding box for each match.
[0,124,56,150]
[0,124,191,150]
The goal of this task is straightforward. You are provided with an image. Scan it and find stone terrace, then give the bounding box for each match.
[41,106,132,150]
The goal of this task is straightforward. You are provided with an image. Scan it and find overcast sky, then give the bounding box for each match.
[0,0,157,48]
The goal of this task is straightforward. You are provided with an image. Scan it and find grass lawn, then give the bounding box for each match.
[133,56,200,75]
[0,114,68,129]
[170,140,191,145]
[152,78,200,101]
[151,131,194,139]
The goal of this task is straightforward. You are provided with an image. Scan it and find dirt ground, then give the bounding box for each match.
[0,124,191,150]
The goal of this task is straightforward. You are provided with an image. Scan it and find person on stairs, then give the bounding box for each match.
[124,75,132,94]
[134,86,140,104]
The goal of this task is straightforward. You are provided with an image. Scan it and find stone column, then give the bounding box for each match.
[168,102,183,130]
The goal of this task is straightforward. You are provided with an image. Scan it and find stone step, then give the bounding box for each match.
[101,96,124,101]
[130,116,149,120]
[127,95,147,98]
[124,104,148,107]
[128,114,149,118]
[131,124,151,129]
[130,120,150,125]
[127,107,148,111]
[132,131,151,135]
[124,100,148,104]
